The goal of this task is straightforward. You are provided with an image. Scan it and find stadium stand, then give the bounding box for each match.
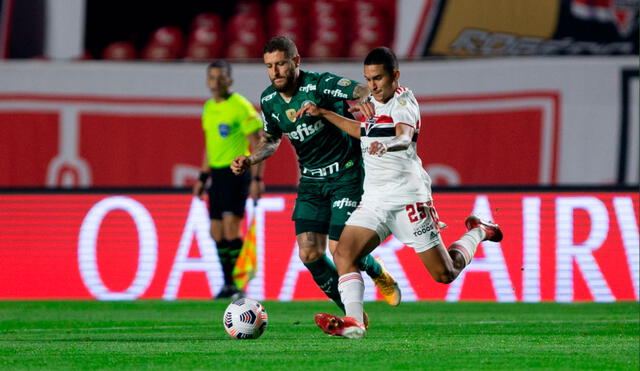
[90,0,395,61]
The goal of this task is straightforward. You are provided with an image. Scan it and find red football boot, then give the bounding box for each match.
[464,215,504,242]
[314,313,366,339]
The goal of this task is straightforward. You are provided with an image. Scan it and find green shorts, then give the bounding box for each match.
[293,165,363,241]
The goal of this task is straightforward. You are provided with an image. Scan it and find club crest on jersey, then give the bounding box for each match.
[285,109,297,122]
[364,117,377,134]
[398,98,407,106]
[337,78,351,87]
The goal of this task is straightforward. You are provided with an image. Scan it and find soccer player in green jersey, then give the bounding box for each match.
[231,36,401,314]
[194,60,264,299]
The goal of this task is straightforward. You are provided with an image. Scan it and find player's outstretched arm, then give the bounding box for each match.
[231,132,281,175]
[369,123,414,156]
[296,103,361,138]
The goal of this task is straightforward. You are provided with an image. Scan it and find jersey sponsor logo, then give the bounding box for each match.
[332,197,358,209]
[323,88,349,99]
[284,120,324,142]
[337,78,351,87]
[261,92,277,103]
[285,109,297,123]
[299,84,317,93]
[218,123,231,138]
[413,222,435,237]
[302,161,339,177]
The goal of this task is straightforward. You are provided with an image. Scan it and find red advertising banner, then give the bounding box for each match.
[0,91,559,187]
[0,191,637,302]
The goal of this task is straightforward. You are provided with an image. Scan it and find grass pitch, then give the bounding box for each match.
[0,300,637,370]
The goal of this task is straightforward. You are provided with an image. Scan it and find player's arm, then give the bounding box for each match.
[369,124,414,156]
[247,130,265,201]
[231,132,281,175]
[193,134,210,198]
[296,103,361,138]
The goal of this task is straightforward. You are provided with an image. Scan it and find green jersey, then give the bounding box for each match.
[260,70,361,180]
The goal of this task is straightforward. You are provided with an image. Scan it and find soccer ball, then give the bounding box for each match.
[223,298,268,339]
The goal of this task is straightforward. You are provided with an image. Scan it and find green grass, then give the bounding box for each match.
[0,301,638,370]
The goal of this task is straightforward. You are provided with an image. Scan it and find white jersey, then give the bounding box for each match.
[359,87,432,205]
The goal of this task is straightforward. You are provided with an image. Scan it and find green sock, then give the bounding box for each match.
[358,254,382,279]
[226,238,243,285]
[303,255,345,313]
[215,239,232,285]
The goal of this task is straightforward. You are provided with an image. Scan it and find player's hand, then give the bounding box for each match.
[249,178,264,202]
[296,102,321,118]
[349,99,375,119]
[231,156,251,175]
[192,181,206,200]
[369,141,388,157]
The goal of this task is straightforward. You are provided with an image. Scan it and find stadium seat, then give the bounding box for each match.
[146,26,185,59]
[225,12,264,59]
[190,13,224,33]
[267,0,306,55]
[308,0,346,58]
[102,41,136,60]
[141,43,177,61]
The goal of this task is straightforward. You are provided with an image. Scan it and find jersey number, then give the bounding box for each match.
[406,203,427,223]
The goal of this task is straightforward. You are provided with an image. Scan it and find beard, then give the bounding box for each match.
[271,72,296,93]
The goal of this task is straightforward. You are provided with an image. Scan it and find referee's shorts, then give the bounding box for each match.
[207,167,251,220]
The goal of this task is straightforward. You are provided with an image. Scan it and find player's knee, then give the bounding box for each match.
[332,245,353,264]
[298,246,324,263]
[432,269,456,284]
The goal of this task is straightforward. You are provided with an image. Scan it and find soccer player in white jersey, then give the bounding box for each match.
[296,47,504,339]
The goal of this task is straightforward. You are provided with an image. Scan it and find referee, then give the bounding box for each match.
[193,60,264,299]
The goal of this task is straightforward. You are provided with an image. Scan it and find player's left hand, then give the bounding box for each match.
[369,141,388,157]
[296,102,321,118]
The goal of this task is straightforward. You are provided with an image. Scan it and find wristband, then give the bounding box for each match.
[252,176,262,181]
[198,172,210,183]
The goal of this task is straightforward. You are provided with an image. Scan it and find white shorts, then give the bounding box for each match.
[345,198,444,253]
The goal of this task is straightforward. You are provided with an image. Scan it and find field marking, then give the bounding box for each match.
[0,324,214,333]
[0,319,637,334]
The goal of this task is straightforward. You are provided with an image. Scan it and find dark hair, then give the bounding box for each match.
[263,36,299,58]
[207,60,231,78]
[364,47,398,77]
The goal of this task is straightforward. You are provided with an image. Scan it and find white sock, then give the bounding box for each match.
[449,228,485,265]
[338,272,365,324]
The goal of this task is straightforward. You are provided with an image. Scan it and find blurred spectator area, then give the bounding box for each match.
[86,0,396,62]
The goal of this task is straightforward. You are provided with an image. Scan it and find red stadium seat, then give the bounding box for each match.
[267,0,307,55]
[225,11,264,59]
[184,42,221,61]
[102,41,137,60]
[147,26,184,58]
[190,13,224,33]
[142,43,177,61]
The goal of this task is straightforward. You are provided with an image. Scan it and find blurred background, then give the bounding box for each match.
[0,0,638,302]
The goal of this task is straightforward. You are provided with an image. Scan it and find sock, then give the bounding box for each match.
[215,239,231,285]
[304,255,345,312]
[338,272,365,324]
[449,229,485,266]
[357,254,382,279]
[226,238,243,285]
